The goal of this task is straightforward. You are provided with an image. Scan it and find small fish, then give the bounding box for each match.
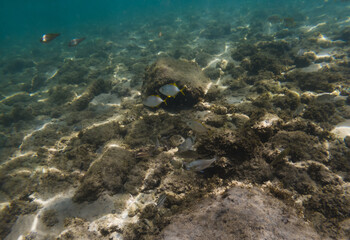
[68,37,86,47]
[186,120,208,133]
[178,137,195,152]
[135,151,151,159]
[184,156,218,172]
[292,104,305,117]
[40,33,60,43]
[159,83,185,98]
[143,95,167,107]
[156,193,167,207]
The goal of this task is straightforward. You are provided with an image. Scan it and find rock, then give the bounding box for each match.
[337,26,350,42]
[157,186,321,240]
[345,136,350,148]
[247,53,284,75]
[0,92,32,106]
[41,209,59,227]
[142,58,211,108]
[73,147,136,202]
[285,72,340,93]
[203,67,221,80]
[267,131,328,163]
[294,55,312,68]
[231,43,258,61]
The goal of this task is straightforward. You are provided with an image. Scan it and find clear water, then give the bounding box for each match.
[0,0,350,239]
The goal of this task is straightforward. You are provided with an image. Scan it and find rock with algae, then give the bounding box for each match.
[73,147,136,203]
[142,58,211,108]
[156,186,322,240]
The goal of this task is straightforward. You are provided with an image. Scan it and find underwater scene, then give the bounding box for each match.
[1,0,350,239]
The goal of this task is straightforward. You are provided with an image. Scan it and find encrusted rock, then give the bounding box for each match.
[157,186,321,240]
[142,58,211,108]
[73,147,136,202]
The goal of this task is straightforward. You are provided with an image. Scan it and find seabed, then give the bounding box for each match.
[1,2,350,239]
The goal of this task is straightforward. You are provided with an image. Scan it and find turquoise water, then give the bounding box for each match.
[0,0,348,48]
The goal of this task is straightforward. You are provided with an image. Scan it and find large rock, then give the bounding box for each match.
[73,147,135,202]
[142,58,211,108]
[157,186,321,240]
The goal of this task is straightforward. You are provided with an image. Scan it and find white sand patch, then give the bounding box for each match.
[5,191,140,240]
[332,120,350,139]
[91,93,121,107]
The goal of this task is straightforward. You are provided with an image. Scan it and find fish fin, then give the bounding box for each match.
[180,87,186,96]
[163,98,167,105]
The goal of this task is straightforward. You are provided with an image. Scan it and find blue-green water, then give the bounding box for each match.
[0,0,345,46]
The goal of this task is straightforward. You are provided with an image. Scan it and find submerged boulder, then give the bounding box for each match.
[157,186,321,240]
[142,58,211,109]
[73,147,136,203]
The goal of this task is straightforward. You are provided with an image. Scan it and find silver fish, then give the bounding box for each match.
[184,156,217,171]
[156,193,167,208]
[40,33,60,43]
[69,37,86,47]
[159,83,185,98]
[178,137,195,152]
[143,95,167,107]
[186,120,208,133]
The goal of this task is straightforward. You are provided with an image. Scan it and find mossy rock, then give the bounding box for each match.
[54,59,89,84]
[268,130,328,163]
[71,79,111,111]
[48,85,75,105]
[0,104,34,126]
[285,71,340,93]
[247,53,284,75]
[142,58,210,109]
[73,147,136,203]
[303,103,335,123]
[231,43,258,61]
[0,92,32,106]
